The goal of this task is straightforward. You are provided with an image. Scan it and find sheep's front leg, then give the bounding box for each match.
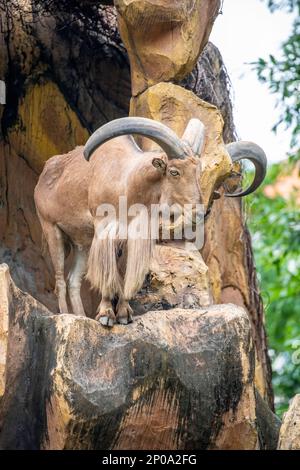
[95,297,115,327]
[116,298,133,325]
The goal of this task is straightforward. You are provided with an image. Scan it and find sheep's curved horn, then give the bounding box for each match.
[181,118,206,156]
[225,141,267,197]
[83,117,192,161]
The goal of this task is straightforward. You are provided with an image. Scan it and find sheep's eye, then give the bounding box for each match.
[169,169,180,177]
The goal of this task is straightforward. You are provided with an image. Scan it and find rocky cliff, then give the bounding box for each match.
[0,1,277,448]
[0,3,272,404]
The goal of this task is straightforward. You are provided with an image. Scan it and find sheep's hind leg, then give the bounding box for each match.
[68,245,88,317]
[116,298,133,325]
[41,221,68,314]
[96,297,115,327]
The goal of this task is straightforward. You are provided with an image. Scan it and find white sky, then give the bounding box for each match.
[210,0,294,163]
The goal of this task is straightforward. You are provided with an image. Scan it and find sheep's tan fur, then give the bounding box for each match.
[34,128,204,323]
[85,210,155,300]
[86,220,124,298]
[124,211,155,300]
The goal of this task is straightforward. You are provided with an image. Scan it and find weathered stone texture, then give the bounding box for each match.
[116,0,221,95]
[133,242,211,314]
[8,80,89,173]
[0,264,279,450]
[0,2,273,407]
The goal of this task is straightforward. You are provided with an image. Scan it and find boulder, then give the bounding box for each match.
[278,395,300,450]
[116,0,221,95]
[0,264,279,450]
[133,242,211,313]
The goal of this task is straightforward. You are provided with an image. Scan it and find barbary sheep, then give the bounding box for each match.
[34,117,266,326]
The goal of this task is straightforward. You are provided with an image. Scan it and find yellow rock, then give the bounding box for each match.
[130,82,232,207]
[116,0,221,95]
[8,80,89,173]
[134,242,212,311]
[0,265,280,450]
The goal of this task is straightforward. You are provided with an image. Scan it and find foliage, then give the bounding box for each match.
[248,0,300,416]
[246,161,300,416]
[264,0,299,12]
[255,0,300,152]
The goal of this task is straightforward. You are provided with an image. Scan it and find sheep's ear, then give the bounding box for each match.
[152,157,167,174]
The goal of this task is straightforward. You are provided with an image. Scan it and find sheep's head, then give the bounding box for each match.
[83,117,267,216]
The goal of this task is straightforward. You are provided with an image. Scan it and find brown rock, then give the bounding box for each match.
[0,2,273,408]
[278,395,300,450]
[0,142,59,312]
[0,27,7,135]
[130,57,271,405]
[130,82,232,208]
[8,80,89,173]
[132,242,211,313]
[0,264,279,450]
[0,265,9,399]
[255,390,281,450]
[116,0,221,95]
[0,6,127,314]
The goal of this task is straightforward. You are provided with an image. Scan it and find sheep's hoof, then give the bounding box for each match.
[117,316,133,325]
[99,316,115,327]
[95,309,115,327]
[116,303,133,325]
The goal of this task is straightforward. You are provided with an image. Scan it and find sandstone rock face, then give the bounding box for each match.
[116,0,221,95]
[130,83,269,401]
[0,5,130,314]
[130,74,271,407]
[278,395,300,450]
[0,141,57,311]
[8,80,89,173]
[0,2,273,407]
[0,265,9,399]
[0,264,278,450]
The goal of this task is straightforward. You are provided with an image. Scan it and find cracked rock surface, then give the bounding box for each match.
[0,264,279,450]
